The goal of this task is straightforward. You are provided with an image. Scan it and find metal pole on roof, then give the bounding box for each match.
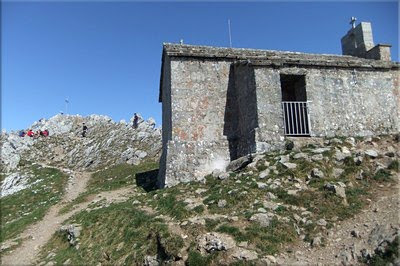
[228,19,232,48]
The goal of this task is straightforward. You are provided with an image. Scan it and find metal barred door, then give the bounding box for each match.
[282,101,311,136]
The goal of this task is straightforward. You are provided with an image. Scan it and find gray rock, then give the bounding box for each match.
[1,173,32,198]
[259,169,270,179]
[282,162,297,169]
[226,155,252,172]
[311,236,322,247]
[59,224,82,246]
[311,168,324,179]
[63,259,72,265]
[218,199,227,208]
[353,156,363,165]
[293,152,308,160]
[279,155,290,164]
[265,192,276,200]
[332,168,344,178]
[263,201,280,210]
[197,232,235,253]
[257,182,268,189]
[311,154,324,161]
[212,169,222,178]
[261,255,277,264]
[351,230,360,238]
[345,137,356,146]
[365,149,379,158]
[249,213,272,227]
[324,183,347,204]
[144,255,159,266]
[312,147,330,154]
[135,150,148,159]
[316,219,327,226]
[232,248,258,261]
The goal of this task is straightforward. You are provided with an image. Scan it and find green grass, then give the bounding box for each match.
[86,161,158,193]
[1,165,68,242]
[217,224,247,242]
[59,161,158,214]
[39,202,184,265]
[35,135,399,264]
[373,169,393,182]
[245,218,296,254]
[387,160,399,172]
[151,188,190,220]
[187,250,215,266]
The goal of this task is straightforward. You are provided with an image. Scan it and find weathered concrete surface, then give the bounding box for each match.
[157,42,399,188]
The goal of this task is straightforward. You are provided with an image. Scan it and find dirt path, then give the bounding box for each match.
[1,170,134,266]
[276,180,400,265]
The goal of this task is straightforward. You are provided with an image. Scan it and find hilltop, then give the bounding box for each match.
[0,115,399,265]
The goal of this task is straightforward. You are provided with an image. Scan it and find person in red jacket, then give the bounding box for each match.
[43,130,49,137]
[27,129,34,137]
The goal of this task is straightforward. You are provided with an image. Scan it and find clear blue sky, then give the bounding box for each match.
[2,1,398,131]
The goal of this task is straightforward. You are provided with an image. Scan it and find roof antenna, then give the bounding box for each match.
[228,19,232,48]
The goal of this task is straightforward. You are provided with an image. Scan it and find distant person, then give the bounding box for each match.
[27,129,34,137]
[133,113,139,129]
[18,130,26,137]
[43,129,49,137]
[82,123,88,137]
[34,130,41,138]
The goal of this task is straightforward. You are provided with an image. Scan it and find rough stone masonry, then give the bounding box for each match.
[157,21,400,188]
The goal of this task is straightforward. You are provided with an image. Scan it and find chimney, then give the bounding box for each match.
[341,21,391,61]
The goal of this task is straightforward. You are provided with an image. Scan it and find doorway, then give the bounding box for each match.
[280,74,310,136]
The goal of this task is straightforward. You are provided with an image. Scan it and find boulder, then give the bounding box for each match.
[226,155,252,172]
[249,213,272,227]
[365,149,379,158]
[311,168,324,179]
[282,162,297,169]
[59,224,82,246]
[259,169,270,179]
[218,199,227,208]
[197,233,235,254]
[293,152,308,160]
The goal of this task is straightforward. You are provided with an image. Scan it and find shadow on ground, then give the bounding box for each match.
[135,169,159,192]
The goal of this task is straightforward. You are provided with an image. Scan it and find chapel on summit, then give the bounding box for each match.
[157,21,399,188]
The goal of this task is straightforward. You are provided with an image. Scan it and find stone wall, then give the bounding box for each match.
[158,58,233,187]
[158,43,400,188]
[253,66,399,149]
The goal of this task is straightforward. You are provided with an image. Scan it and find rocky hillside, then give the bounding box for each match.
[1,115,399,265]
[1,114,161,196]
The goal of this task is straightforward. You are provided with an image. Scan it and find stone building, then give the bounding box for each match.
[157,21,399,188]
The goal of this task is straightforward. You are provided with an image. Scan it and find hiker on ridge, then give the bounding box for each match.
[133,113,139,129]
[27,129,34,137]
[82,123,88,137]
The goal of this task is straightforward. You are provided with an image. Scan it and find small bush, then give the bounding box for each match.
[373,169,392,182]
[187,250,213,266]
[217,224,247,242]
[387,160,399,172]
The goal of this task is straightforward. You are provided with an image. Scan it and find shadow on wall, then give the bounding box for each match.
[136,169,159,192]
[223,62,259,161]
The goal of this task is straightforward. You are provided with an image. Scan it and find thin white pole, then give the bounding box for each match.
[65,97,69,114]
[228,19,232,48]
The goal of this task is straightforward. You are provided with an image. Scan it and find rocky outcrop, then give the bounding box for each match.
[1,113,162,197]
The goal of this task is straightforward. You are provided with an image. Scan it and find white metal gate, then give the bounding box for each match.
[282,101,311,136]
